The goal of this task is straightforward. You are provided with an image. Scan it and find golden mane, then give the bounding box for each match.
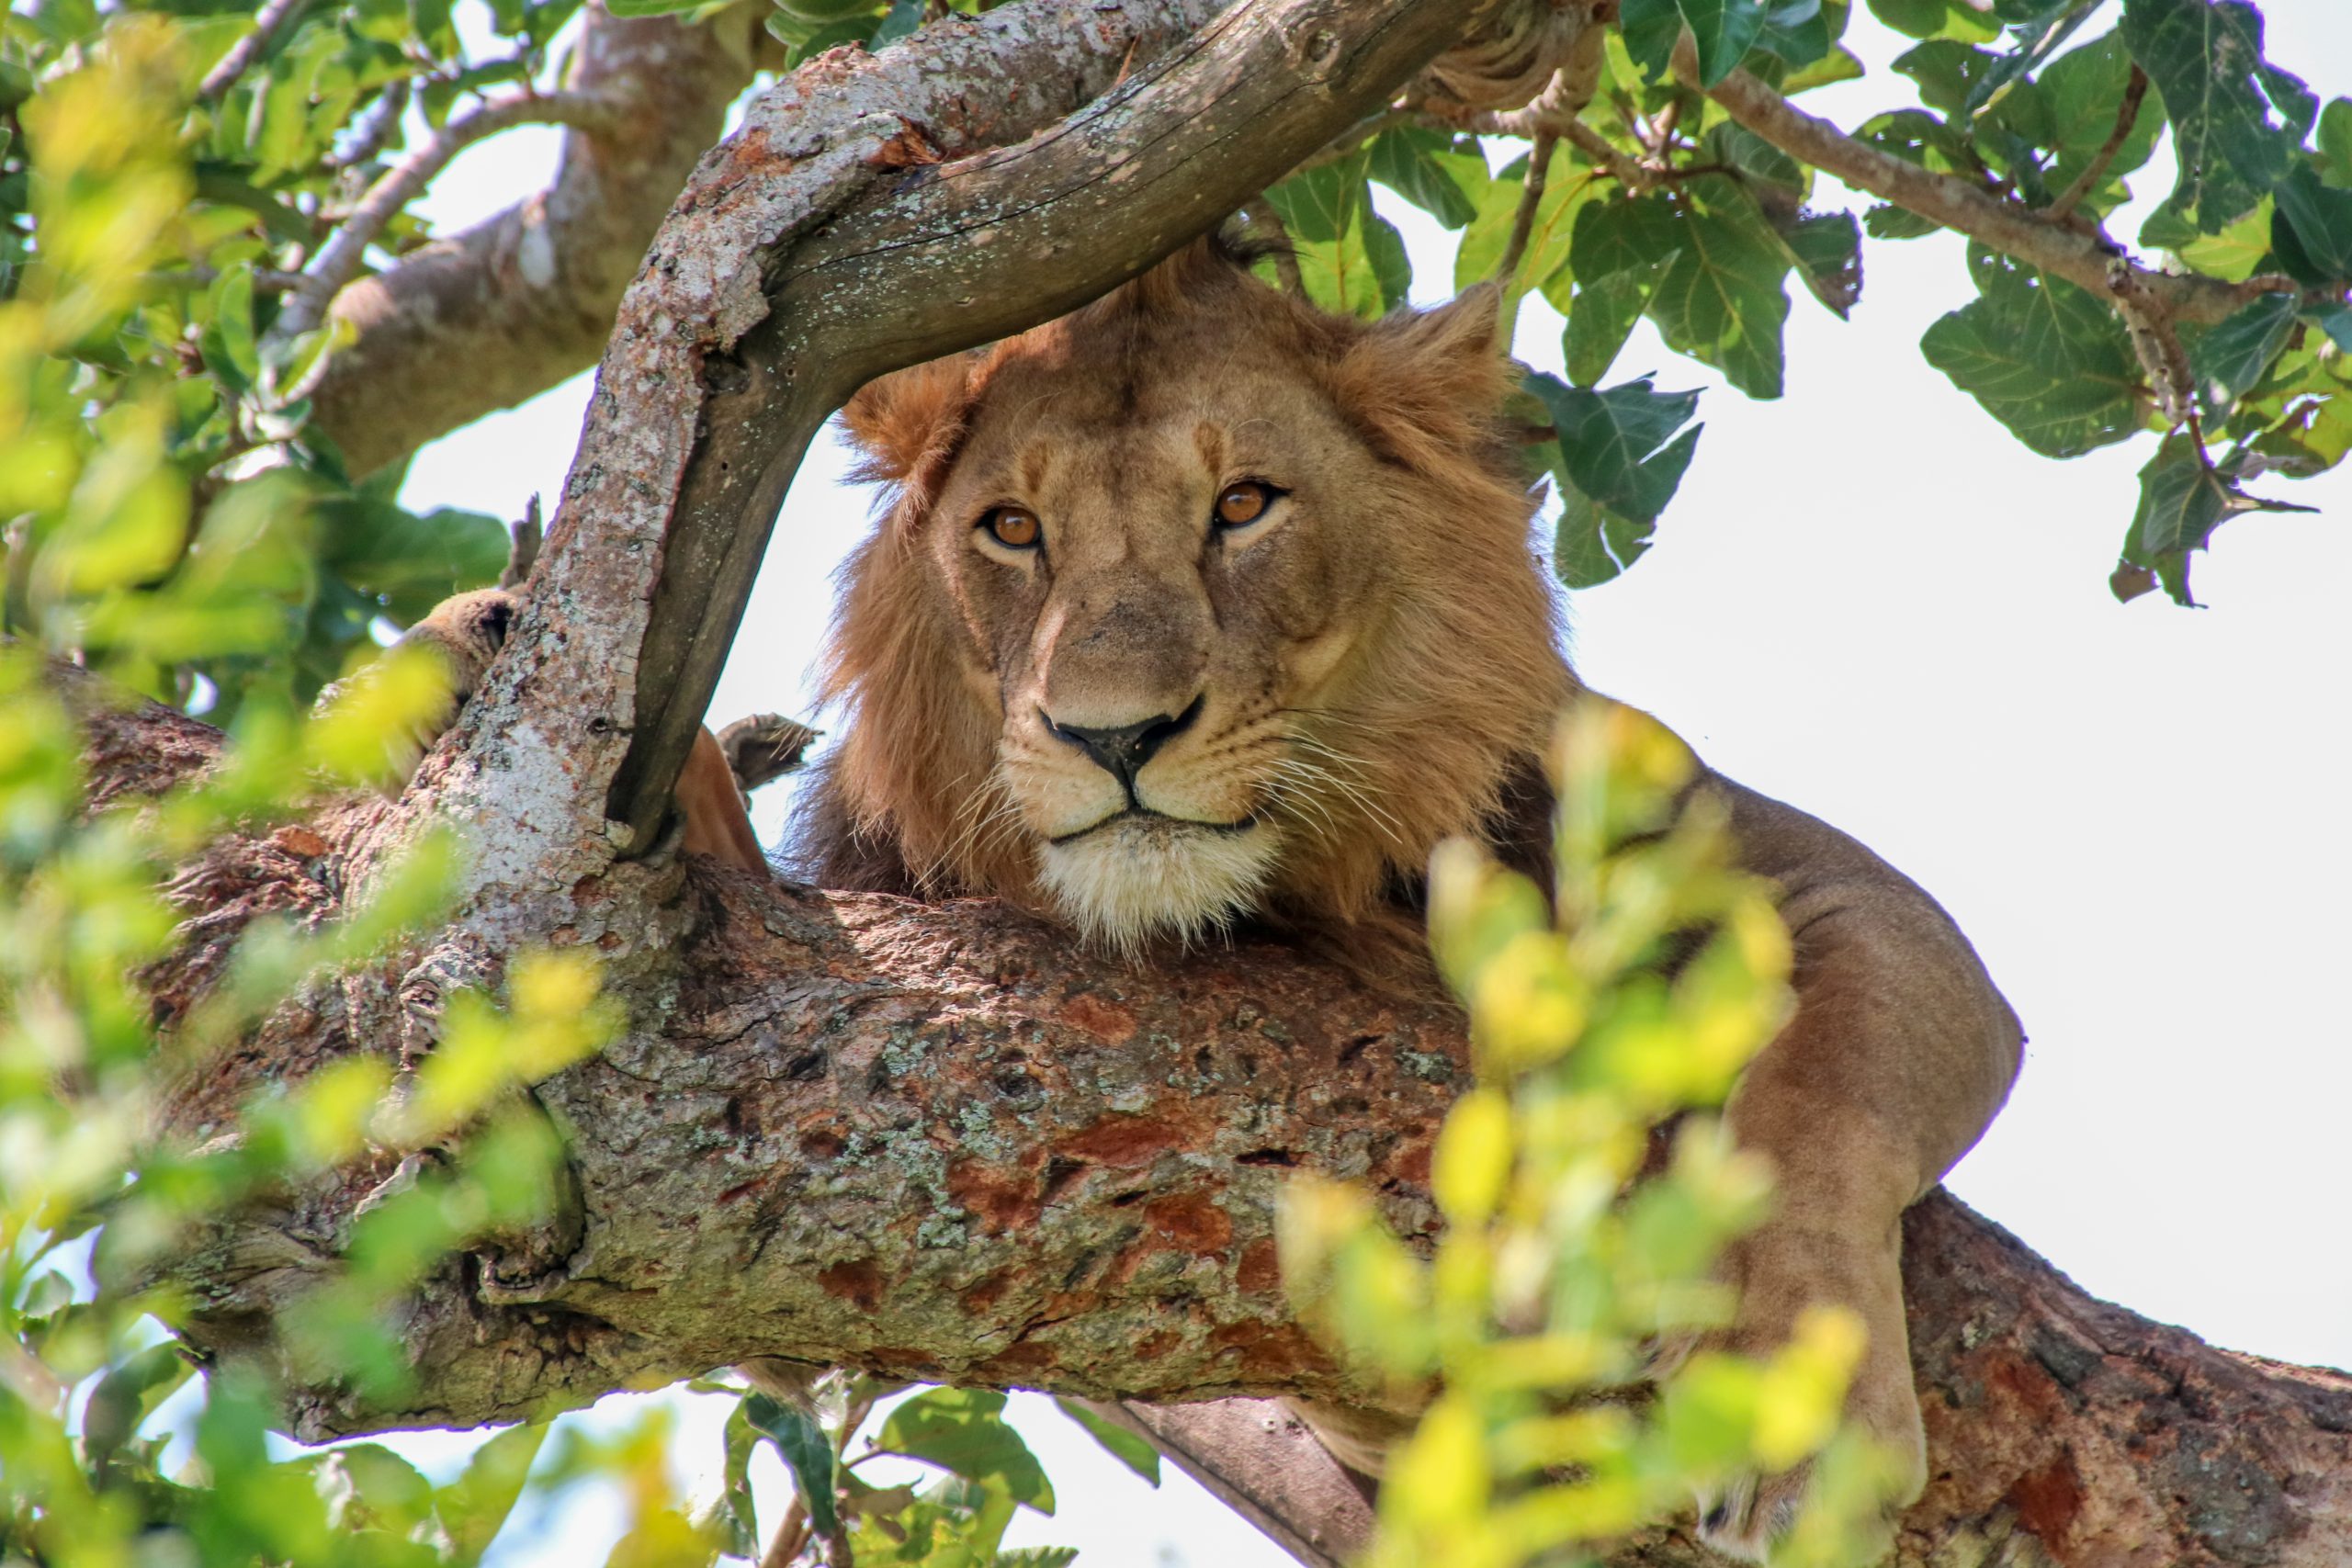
[795,241,1578,953]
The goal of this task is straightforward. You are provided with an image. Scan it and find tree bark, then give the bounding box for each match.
[99,2,2352,1563]
[91,688,2352,1567]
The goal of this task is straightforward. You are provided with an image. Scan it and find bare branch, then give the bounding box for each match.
[2045,62,2147,222]
[301,5,758,478]
[197,0,311,103]
[1496,128,1557,285]
[273,87,628,345]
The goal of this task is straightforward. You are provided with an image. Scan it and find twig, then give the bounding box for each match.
[149,265,306,293]
[271,88,626,345]
[499,495,543,589]
[326,80,411,174]
[1496,130,1557,287]
[1698,62,2309,329]
[197,0,311,103]
[2047,63,2147,220]
[1565,119,1658,192]
[757,1495,808,1568]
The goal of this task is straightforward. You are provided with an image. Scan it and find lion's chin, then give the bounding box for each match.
[1035,815,1279,957]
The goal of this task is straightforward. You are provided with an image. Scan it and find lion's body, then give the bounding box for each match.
[399,242,2020,1561]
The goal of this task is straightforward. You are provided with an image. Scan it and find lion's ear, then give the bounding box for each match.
[840,354,976,493]
[1327,286,1513,469]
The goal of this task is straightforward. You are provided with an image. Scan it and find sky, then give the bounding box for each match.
[388,4,2352,1562]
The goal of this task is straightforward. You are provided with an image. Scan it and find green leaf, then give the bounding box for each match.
[2119,432,2318,604]
[746,1393,841,1539]
[1617,0,1770,87]
[435,1421,546,1562]
[993,1550,1080,1567]
[317,497,507,613]
[1366,128,1487,230]
[1049,1398,1160,1485]
[1455,147,1600,299]
[1553,480,1658,589]
[1778,209,1861,317]
[1752,0,1835,70]
[1864,202,1943,240]
[1867,0,1969,39]
[1894,39,1995,115]
[2270,164,2352,285]
[1569,191,1683,283]
[80,1343,194,1470]
[1643,176,1796,399]
[711,1404,761,1560]
[1918,248,2143,457]
[2034,32,2163,204]
[2172,197,2275,278]
[207,265,259,384]
[1525,371,1704,527]
[1265,154,1401,319]
[869,0,924,47]
[1563,267,1657,386]
[2121,0,2316,234]
[600,0,702,16]
[2187,291,2297,413]
[876,1389,1056,1516]
[2319,98,2352,186]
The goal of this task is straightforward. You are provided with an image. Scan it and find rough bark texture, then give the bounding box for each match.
[96,692,2352,1567]
[305,3,757,478]
[99,2,2352,1562]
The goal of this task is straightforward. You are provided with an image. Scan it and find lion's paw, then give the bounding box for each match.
[1694,1466,1808,1563]
[317,587,516,795]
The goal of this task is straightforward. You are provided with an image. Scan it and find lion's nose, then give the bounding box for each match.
[1043,694,1203,789]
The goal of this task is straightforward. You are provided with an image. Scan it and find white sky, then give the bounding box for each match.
[392,5,2352,1562]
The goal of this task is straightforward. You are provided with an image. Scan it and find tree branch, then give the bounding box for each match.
[533,0,1514,855]
[197,0,311,103]
[273,88,630,346]
[1699,63,2301,330]
[78,691,2352,1567]
[2045,62,2147,222]
[301,4,758,478]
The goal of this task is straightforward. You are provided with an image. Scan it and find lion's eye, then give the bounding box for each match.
[979,507,1041,549]
[1213,481,1278,529]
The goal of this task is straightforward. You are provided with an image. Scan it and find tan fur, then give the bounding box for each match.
[399,243,2021,1560]
[798,243,2018,1554]
[809,243,1575,958]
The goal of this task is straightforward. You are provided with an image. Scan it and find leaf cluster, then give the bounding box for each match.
[1280,701,1903,1568]
[1251,0,2345,604]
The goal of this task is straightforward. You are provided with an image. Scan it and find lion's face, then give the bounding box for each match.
[820,244,1574,950]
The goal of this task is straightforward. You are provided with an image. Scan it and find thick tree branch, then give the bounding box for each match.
[577,0,1517,855]
[302,4,758,478]
[81,693,2352,1567]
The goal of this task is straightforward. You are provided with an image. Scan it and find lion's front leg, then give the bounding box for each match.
[1691,815,2023,1559]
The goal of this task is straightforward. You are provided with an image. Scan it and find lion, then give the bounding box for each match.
[396,238,2020,1560]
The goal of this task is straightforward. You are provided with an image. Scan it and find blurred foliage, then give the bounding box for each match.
[707,1378,1130,1566]
[4,0,2342,1563]
[0,0,530,721]
[1282,701,1903,1568]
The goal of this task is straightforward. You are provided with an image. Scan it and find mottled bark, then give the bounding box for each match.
[89,689,2352,1567]
[97,1,2352,1562]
